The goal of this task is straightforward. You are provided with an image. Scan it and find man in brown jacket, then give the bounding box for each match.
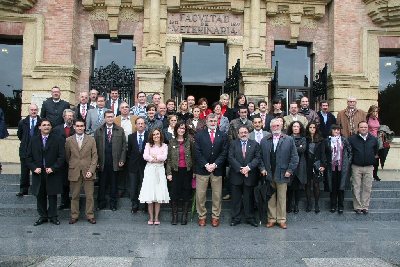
[65,119,98,224]
[94,110,126,211]
[337,97,367,137]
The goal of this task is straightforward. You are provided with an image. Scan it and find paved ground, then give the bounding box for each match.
[0,164,399,266]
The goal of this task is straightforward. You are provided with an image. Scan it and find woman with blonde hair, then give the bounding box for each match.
[367,105,381,181]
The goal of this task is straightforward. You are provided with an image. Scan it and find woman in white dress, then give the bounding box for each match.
[139,129,170,225]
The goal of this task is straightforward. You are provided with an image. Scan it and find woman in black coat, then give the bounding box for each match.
[324,124,352,214]
[286,121,307,214]
[305,122,326,213]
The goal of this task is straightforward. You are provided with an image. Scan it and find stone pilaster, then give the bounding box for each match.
[134,64,169,100]
[241,67,274,103]
[145,0,163,59]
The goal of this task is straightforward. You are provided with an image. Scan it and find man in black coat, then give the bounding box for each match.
[52,109,75,210]
[348,121,378,214]
[40,86,71,127]
[195,113,228,227]
[17,104,42,196]
[317,100,337,138]
[127,117,148,213]
[73,91,93,122]
[105,88,122,117]
[26,119,65,226]
[228,126,260,227]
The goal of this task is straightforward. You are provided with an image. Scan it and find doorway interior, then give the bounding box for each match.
[180,41,226,105]
[184,84,222,106]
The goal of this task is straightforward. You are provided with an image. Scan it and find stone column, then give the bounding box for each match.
[246,0,263,61]
[145,0,162,58]
[165,34,183,100]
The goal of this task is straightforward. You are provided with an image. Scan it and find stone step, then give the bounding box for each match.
[1,203,399,222]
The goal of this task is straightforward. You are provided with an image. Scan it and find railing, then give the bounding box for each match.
[171,56,183,103]
[224,59,241,101]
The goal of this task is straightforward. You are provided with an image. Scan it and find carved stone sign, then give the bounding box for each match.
[167,12,243,36]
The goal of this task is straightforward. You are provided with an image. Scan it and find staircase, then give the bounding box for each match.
[1,173,399,223]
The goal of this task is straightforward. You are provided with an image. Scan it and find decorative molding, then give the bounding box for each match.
[266,0,331,44]
[227,36,243,46]
[167,0,244,14]
[83,0,143,38]
[0,0,36,13]
[166,34,183,44]
[363,0,400,27]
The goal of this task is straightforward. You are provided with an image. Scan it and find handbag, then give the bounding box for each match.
[313,160,324,182]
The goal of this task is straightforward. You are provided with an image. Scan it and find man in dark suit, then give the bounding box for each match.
[127,117,148,213]
[317,100,337,138]
[106,88,122,117]
[249,116,270,143]
[74,91,93,122]
[86,95,109,136]
[94,110,126,211]
[228,126,260,227]
[260,118,299,229]
[40,86,70,127]
[52,109,75,210]
[195,113,228,227]
[17,104,42,196]
[26,118,65,226]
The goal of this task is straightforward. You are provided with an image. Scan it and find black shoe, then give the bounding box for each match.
[16,191,28,197]
[354,209,362,214]
[131,206,139,214]
[50,219,60,225]
[294,205,299,214]
[338,209,343,214]
[362,209,369,215]
[110,205,117,211]
[330,208,336,213]
[374,176,381,181]
[230,221,240,226]
[306,203,312,212]
[246,220,258,227]
[96,204,106,211]
[58,203,70,210]
[34,218,48,226]
[315,203,320,214]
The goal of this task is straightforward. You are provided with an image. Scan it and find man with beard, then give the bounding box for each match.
[260,118,298,229]
[299,96,319,124]
[337,97,367,138]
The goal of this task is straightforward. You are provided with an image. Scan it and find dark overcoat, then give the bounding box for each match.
[17,116,42,158]
[259,134,299,184]
[293,135,307,185]
[25,133,65,196]
[324,136,352,191]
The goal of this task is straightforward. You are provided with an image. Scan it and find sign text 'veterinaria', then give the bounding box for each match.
[167,13,242,36]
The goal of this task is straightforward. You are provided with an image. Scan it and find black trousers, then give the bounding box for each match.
[129,168,144,207]
[19,158,30,193]
[330,170,344,209]
[36,173,57,219]
[118,164,129,195]
[98,163,118,207]
[60,165,70,205]
[231,183,255,222]
[170,167,192,202]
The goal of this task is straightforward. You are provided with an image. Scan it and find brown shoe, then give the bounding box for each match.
[69,218,78,224]
[198,218,206,226]
[266,221,275,228]
[87,218,97,224]
[211,218,220,227]
[279,222,287,229]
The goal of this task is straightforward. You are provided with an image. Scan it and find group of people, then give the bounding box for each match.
[16,85,384,229]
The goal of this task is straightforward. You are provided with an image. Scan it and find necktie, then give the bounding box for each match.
[257,132,262,143]
[111,101,115,114]
[77,135,83,149]
[107,128,112,142]
[242,141,246,158]
[261,114,265,128]
[42,136,48,167]
[210,130,215,144]
[65,126,71,138]
[138,134,143,152]
[82,105,86,119]
[30,119,35,137]
[97,109,103,124]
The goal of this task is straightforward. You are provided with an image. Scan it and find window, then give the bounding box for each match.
[0,39,23,127]
[379,52,400,135]
[272,44,311,87]
[92,38,135,70]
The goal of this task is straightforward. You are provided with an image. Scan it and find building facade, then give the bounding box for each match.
[0,0,399,166]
